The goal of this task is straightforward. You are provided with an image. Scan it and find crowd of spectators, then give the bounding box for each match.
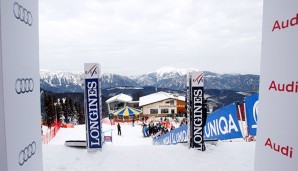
[141,117,187,138]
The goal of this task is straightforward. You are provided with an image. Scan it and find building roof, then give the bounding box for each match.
[106,93,133,103]
[139,91,185,107]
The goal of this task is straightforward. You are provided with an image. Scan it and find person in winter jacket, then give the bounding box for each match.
[117,123,121,136]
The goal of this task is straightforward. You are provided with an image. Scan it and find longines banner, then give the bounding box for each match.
[84,63,102,150]
[191,71,205,151]
[245,93,258,136]
[255,0,298,170]
[0,1,43,171]
[204,103,242,140]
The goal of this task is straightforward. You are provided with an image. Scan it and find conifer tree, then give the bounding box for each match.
[44,93,56,127]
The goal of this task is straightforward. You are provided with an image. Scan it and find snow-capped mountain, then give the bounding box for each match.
[40,70,84,93]
[134,67,196,89]
[134,67,259,91]
[102,73,139,88]
[40,68,259,93]
[40,70,138,93]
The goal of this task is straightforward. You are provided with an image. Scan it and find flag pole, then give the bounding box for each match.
[242,100,250,142]
[236,101,245,140]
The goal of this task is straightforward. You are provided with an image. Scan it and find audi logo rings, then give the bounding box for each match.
[13,2,33,26]
[18,141,36,166]
[15,78,34,94]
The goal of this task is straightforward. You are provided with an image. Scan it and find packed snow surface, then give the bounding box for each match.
[43,123,255,171]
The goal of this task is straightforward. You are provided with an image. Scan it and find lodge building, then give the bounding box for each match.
[139,92,186,118]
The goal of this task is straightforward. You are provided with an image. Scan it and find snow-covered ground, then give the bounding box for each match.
[43,123,255,171]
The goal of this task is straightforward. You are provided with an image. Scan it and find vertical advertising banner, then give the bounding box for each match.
[204,104,242,140]
[186,72,191,148]
[84,63,102,150]
[245,93,258,136]
[0,1,43,171]
[255,1,298,170]
[191,71,205,151]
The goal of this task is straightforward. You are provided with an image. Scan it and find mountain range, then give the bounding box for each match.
[40,67,259,93]
[40,67,260,113]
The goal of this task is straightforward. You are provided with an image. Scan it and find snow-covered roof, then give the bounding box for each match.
[177,96,185,101]
[106,93,133,103]
[139,92,185,107]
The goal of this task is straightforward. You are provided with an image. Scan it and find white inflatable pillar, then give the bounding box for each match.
[0,1,43,170]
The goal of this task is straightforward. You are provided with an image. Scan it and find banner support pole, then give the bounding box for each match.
[242,100,249,142]
[236,101,245,140]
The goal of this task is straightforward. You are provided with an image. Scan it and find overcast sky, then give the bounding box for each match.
[39,0,263,75]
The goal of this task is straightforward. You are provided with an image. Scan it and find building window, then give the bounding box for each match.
[171,109,175,114]
[170,100,174,105]
[165,100,175,105]
[150,109,158,114]
[161,109,169,114]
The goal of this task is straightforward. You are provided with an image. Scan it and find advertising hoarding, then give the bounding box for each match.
[153,125,188,145]
[255,1,298,170]
[204,104,242,140]
[245,93,258,136]
[191,71,205,151]
[0,1,43,170]
[84,63,102,150]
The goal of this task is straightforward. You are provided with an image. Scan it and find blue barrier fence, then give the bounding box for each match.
[245,93,259,136]
[204,103,243,140]
[154,94,260,145]
[153,125,188,145]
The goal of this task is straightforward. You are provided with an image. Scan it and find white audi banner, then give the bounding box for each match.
[0,1,43,171]
[255,0,298,170]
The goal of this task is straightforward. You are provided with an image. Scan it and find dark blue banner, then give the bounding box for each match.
[153,125,188,145]
[204,103,242,140]
[245,93,259,136]
[191,86,205,150]
[85,78,102,149]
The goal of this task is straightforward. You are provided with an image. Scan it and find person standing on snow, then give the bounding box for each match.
[117,123,121,136]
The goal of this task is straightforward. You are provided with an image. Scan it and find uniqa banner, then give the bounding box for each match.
[0,1,43,171]
[84,63,102,150]
[254,1,298,170]
[245,93,258,136]
[204,103,242,140]
[153,125,188,145]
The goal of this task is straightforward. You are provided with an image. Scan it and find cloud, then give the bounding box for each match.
[39,0,263,75]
